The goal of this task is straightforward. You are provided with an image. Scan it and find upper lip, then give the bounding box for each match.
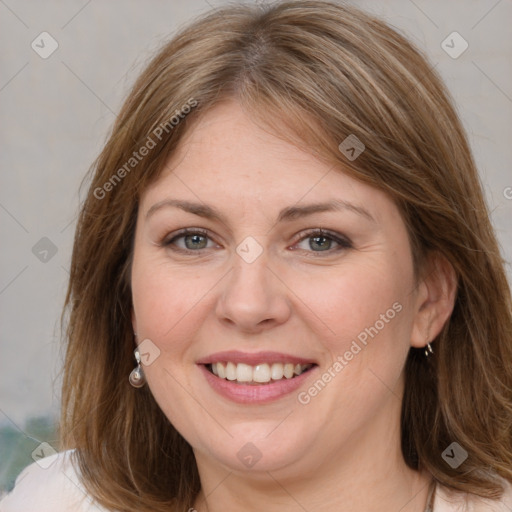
[196,350,317,366]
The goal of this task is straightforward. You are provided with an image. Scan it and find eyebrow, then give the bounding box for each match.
[145,198,376,224]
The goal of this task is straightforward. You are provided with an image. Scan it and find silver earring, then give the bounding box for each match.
[129,347,146,388]
[424,342,433,357]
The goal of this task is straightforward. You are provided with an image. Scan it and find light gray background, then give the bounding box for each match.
[1,0,511,431]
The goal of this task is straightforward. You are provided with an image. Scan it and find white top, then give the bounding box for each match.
[1,450,512,511]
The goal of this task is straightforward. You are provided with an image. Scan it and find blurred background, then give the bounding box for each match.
[1,0,511,495]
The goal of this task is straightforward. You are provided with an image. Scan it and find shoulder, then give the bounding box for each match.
[0,449,109,512]
[435,478,512,511]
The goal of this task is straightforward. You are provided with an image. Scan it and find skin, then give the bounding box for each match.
[131,100,457,511]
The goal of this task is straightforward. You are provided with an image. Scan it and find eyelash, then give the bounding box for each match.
[160,228,353,256]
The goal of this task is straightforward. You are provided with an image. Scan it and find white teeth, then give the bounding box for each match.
[226,362,237,381]
[217,362,226,379]
[283,363,294,379]
[271,363,284,380]
[236,363,253,382]
[253,364,270,383]
[209,362,312,384]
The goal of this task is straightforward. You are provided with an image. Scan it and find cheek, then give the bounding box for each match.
[297,259,410,346]
[130,259,212,433]
[297,260,414,409]
[131,255,194,346]
[298,269,412,421]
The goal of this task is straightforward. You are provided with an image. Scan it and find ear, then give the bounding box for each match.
[410,251,458,349]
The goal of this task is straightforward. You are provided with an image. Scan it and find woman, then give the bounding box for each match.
[2,1,511,511]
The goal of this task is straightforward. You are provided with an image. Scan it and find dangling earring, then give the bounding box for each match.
[424,342,434,357]
[129,347,146,388]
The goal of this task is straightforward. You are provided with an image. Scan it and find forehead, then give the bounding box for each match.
[140,100,392,223]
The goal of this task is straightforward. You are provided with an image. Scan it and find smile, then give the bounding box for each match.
[196,351,318,403]
[207,362,314,385]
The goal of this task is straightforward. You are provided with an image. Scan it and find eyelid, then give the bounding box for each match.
[161,227,352,256]
[290,228,353,252]
[161,228,217,248]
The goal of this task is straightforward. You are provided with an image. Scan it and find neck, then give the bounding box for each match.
[193,455,431,512]
[192,383,432,511]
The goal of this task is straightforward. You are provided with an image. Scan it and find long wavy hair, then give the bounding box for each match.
[59,1,512,510]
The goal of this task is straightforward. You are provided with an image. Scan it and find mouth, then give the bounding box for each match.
[205,361,315,385]
[196,351,318,403]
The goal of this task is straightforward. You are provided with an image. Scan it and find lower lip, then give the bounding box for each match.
[198,364,317,404]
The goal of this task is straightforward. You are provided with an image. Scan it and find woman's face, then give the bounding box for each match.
[131,100,426,477]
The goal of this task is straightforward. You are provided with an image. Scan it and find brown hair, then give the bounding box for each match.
[59,1,512,510]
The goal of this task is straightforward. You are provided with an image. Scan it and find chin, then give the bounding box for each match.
[192,418,322,474]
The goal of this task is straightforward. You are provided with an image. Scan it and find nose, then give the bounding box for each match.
[215,251,292,333]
